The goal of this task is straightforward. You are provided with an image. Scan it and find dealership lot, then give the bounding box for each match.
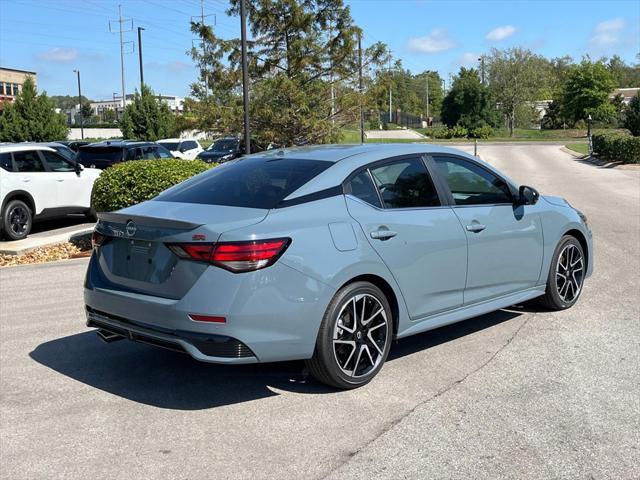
[1,145,638,479]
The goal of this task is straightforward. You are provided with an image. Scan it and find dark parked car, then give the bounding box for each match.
[197,137,264,163]
[41,142,77,162]
[56,140,91,152]
[76,141,173,169]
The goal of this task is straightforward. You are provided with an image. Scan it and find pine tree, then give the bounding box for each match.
[118,85,176,141]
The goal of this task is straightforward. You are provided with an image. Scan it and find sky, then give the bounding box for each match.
[0,0,638,101]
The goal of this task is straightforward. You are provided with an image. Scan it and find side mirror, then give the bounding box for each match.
[517,185,539,206]
[75,163,84,175]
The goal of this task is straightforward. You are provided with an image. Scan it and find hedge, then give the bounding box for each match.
[592,131,640,164]
[91,159,213,212]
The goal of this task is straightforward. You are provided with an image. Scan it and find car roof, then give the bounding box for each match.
[81,140,153,149]
[0,143,57,154]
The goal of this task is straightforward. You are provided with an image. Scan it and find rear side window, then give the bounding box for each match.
[0,152,13,171]
[347,171,382,208]
[156,157,332,209]
[78,147,123,163]
[183,141,198,150]
[13,151,45,172]
[369,157,440,208]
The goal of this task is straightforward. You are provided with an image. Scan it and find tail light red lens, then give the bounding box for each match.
[166,238,290,273]
[91,231,106,249]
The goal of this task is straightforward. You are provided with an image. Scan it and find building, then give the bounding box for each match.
[89,94,184,119]
[0,67,37,110]
[611,88,639,105]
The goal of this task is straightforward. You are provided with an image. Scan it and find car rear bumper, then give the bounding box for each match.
[84,254,335,364]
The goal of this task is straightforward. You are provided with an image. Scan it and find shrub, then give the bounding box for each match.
[450,125,468,138]
[624,94,640,136]
[91,159,213,212]
[592,131,640,164]
[469,125,493,139]
[428,126,452,139]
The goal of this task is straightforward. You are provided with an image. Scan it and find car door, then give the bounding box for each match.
[181,140,200,159]
[39,150,91,208]
[430,155,543,304]
[345,155,467,319]
[11,150,55,214]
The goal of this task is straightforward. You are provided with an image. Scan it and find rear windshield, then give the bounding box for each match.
[209,139,238,152]
[155,157,332,209]
[77,147,123,162]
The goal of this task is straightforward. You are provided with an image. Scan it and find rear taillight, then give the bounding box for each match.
[166,238,290,273]
[91,231,106,249]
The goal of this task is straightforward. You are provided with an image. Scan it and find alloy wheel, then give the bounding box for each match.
[556,243,584,303]
[9,206,29,235]
[333,293,389,378]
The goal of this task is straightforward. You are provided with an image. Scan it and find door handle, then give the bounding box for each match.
[56,178,65,182]
[22,178,31,182]
[466,223,486,233]
[370,229,397,240]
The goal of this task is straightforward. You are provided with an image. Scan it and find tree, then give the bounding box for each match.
[606,55,640,88]
[487,48,545,136]
[441,68,497,129]
[78,102,93,125]
[103,108,117,123]
[50,94,91,110]
[118,85,175,141]
[561,59,615,124]
[0,77,69,141]
[189,0,384,145]
[624,94,640,136]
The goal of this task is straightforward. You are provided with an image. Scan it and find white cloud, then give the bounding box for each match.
[457,52,481,67]
[590,18,625,47]
[37,48,78,63]
[407,29,456,53]
[486,25,517,42]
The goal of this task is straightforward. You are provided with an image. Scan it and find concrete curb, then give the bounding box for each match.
[0,223,95,256]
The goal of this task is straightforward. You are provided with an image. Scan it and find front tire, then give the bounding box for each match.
[306,281,392,389]
[2,199,33,241]
[540,235,585,310]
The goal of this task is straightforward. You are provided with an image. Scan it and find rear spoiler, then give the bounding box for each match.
[97,212,203,230]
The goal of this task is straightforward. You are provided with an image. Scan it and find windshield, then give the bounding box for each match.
[77,147,123,163]
[156,157,332,209]
[208,139,238,152]
[159,142,180,151]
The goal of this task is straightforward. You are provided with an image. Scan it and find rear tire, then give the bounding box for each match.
[2,199,32,241]
[306,281,392,389]
[540,235,585,310]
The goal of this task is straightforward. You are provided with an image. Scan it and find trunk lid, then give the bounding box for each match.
[93,201,268,299]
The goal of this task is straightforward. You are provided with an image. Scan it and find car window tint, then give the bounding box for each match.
[369,157,440,208]
[0,152,13,171]
[41,150,75,172]
[184,141,197,150]
[432,156,512,205]
[13,151,45,172]
[155,146,173,158]
[141,146,157,159]
[348,171,382,208]
[156,157,333,209]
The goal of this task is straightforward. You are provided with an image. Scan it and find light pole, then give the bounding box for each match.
[240,0,250,154]
[137,27,145,94]
[73,69,84,139]
[587,114,593,155]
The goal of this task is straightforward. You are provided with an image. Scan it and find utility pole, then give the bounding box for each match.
[240,0,251,154]
[479,55,485,85]
[137,27,145,93]
[109,5,133,109]
[191,0,215,97]
[388,49,392,123]
[73,69,84,140]
[358,30,364,144]
[426,74,430,123]
[329,22,335,123]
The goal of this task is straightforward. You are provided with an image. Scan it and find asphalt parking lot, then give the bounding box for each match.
[1,145,638,479]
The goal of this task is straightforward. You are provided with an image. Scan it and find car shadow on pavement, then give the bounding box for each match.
[30,308,525,410]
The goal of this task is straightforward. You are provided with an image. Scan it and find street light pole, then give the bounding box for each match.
[137,27,145,94]
[240,0,251,154]
[73,69,84,140]
[587,114,593,155]
[358,30,364,144]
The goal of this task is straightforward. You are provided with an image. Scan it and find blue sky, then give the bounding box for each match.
[0,0,638,100]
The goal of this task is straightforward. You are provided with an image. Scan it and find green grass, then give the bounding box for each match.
[564,143,589,155]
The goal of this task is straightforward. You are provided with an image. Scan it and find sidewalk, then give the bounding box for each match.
[0,222,95,255]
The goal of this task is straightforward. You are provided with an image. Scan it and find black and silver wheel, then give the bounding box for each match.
[2,199,32,241]
[540,235,585,310]
[306,281,392,389]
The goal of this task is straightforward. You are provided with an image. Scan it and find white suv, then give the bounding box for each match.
[156,138,203,160]
[0,144,102,240]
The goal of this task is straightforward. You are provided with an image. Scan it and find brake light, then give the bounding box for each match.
[166,238,290,273]
[91,231,106,249]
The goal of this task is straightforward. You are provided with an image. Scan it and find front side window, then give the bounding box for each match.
[432,156,512,205]
[156,157,332,209]
[369,157,440,208]
[347,170,382,208]
[13,151,45,172]
[41,150,75,172]
[155,145,173,158]
[159,141,180,151]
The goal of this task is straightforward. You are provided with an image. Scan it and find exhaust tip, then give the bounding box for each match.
[97,329,125,343]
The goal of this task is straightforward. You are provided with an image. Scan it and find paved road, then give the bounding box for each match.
[1,146,638,479]
[365,129,426,139]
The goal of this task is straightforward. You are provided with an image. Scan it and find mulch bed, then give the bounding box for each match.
[0,237,92,268]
